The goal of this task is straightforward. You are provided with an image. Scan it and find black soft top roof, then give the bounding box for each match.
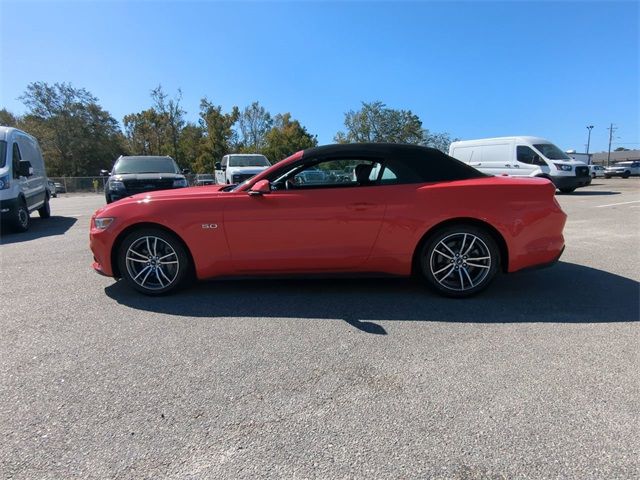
[301,143,486,183]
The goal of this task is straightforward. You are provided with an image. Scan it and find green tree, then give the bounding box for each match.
[0,108,19,127]
[18,82,124,176]
[334,101,455,152]
[238,101,272,152]
[179,123,208,173]
[151,85,185,164]
[199,99,240,172]
[263,113,317,163]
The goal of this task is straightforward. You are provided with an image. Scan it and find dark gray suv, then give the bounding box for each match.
[102,155,189,204]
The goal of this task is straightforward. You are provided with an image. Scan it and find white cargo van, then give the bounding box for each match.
[0,126,51,232]
[448,136,591,193]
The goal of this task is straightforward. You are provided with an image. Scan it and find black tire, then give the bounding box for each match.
[591,172,596,179]
[117,227,191,295]
[419,224,500,298]
[559,187,576,193]
[622,171,630,179]
[13,199,30,233]
[38,195,51,218]
[604,175,612,179]
[105,194,112,204]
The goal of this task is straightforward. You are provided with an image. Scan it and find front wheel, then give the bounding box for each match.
[559,187,576,193]
[117,228,191,295]
[419,225,500,298]
[13,200,30,232]
[622,171,630,179]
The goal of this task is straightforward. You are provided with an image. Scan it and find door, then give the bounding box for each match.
[215,156,227,184]
[478,143,514,176]
[15,135,46,209]
[516,145,548,176]
[222,158,387,273]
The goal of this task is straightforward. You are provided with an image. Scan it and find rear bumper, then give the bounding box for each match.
[551,175,592,189]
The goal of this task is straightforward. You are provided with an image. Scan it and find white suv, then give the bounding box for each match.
[604,161,640,178]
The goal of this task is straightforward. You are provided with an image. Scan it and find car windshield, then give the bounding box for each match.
[0,141,6,168]
[228,155,270,167]
[113,156,179,174]
[533,144,570,160]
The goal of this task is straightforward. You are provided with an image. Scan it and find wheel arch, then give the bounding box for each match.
[110,222,196,279]
[411,217,509,275]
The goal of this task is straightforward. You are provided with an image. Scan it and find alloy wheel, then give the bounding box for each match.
[429,232,492,292]
[125,236,180,290]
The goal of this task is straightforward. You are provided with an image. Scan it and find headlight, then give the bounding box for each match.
[0,175,9,190]
[554,163,572,172]
[172,178,188,188]
[94,217,114,230]
[108,180,125,190]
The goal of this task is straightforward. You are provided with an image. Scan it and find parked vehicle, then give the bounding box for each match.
[53,182,65,194]
[215,154,270,185]
[590,165,606,178]
[194,174,215,186]
[448,136,591,193]
[101,155,189,204]
[604,161,640,178]
[0,126,51,232]
[90,143,566,298]
[47,180,57,198]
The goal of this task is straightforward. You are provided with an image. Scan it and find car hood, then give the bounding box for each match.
[111,173,185,181]
[226,166,269,174]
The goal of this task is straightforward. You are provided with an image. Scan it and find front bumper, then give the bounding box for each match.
[0,197,19,220]
[551,175,592,189]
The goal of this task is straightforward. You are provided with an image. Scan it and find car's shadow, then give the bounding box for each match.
[104,262,639,334]
[557,190,620,196]
[0,216,78,245]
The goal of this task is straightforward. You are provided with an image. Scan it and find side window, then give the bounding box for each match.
[517,146,543,165]
[12,143,22,178]
[275,158,395,189]
[221,156,227,168]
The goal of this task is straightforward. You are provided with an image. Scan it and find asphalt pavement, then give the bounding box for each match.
[1,179,639,479]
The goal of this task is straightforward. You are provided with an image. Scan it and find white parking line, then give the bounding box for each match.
[595,200,640,208]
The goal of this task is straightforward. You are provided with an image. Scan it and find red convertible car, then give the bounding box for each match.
[90,143,566,297]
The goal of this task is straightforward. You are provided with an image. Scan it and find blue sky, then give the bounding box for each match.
[1,1,638,153]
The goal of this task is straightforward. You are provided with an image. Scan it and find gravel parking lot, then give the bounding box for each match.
[1,179,639,479]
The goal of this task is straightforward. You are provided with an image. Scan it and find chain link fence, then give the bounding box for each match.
[49,175,201,193]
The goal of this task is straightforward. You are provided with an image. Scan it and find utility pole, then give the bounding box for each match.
[586,125,594,164]
[607,123,617,167]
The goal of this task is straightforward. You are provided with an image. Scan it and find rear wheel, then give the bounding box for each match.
[560,187,576,193]
[419,225,500,298]
[622,171,630,179]
[38,195,51,218]
[117,228,190,295]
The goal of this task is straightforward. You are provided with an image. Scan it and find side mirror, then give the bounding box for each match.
[182,168,190,174]
[214,162,221,170]
[248,179,271,196]
[100,169,110,176]
[533,154,544,166]
[18,160,33,177]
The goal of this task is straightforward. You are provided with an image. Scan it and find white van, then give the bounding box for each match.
[448,136,591,193]
[215,154,271,184]
[0,126,51,232]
